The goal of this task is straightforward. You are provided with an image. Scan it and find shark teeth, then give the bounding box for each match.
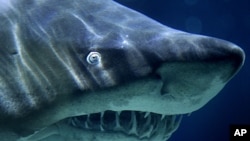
[161,114,166,120]
[144,112,150,118]
[69,110,182,139]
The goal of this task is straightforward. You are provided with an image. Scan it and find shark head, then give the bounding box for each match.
[0,0,245,141]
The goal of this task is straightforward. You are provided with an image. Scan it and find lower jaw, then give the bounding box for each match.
[68,110,182,140]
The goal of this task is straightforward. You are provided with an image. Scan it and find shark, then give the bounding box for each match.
[0,0,245,141]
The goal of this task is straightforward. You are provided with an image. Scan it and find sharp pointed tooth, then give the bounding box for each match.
[128,111,138,135]
[100,111,105,131]
[144,112,150,118]
[85,114,91,129]
[101,111,105,118]
[147,125,154,138]
[115,111,122,130]
[146,113,151,125]
[85,121,89,128]
[87,114,90,121]
[161,115,166,120]
[139,125,154,139]
[70,118,78,127]
[141,112,151,132]
[101,112,104,123]
[100,125,104,131]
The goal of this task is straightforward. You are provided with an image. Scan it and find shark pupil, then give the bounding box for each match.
[86,52,101,65]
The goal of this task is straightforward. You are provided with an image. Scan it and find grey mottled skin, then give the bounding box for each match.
[0,0,245,141]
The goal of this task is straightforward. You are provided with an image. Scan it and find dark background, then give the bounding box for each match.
[115,0,250,141]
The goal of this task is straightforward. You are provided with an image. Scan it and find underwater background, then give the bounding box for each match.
[115,0,250,141]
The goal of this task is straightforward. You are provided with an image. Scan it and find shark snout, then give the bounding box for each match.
[196,36,245,69]
[153,33,245,81]
[153,33,245,99]
[194,35,245,80]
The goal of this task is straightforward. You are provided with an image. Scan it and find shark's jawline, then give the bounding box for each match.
[69,110,182,140]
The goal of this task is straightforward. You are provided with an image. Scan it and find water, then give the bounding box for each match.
[115,0,250,140]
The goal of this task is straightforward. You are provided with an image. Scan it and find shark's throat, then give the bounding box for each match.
[69,110,182,140]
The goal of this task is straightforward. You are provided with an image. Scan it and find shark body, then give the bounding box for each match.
[0,0,245,141]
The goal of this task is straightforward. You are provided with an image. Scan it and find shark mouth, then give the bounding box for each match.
[69,110,182,140]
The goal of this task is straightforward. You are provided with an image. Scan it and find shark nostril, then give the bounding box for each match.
[161,82,169,95]
[151,72,162,80]
[155,70,169,95]
[155,73,162,80]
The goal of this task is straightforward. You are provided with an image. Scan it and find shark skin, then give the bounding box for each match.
[0,0,245,141]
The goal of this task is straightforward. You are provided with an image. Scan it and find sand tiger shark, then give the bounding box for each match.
[0,0,245,141]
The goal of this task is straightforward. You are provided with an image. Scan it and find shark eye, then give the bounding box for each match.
[86,52,101,65]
